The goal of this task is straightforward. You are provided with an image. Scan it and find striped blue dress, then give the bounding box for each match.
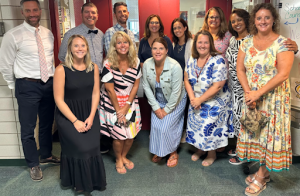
[149,82,187,157]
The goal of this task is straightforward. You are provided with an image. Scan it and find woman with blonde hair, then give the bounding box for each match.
[99,31,142,174]
[54,35,106,193]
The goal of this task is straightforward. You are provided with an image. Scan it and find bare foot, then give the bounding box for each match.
[122,157,134,170]
[167,152,178,167]
[191,150,206,161]
[116,159,126,174]
[202,151,216,166]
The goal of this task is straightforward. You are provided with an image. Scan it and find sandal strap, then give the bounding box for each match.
[251,179,265,189]
[255,173,268,179]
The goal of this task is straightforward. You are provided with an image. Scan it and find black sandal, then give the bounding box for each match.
[229,156,246,165]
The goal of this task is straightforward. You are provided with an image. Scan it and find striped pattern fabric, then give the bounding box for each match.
[149,82,187,157]
[35,28,49,82]
[99,59,142,140]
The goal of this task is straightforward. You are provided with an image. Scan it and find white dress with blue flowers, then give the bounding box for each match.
[185,55,232,151]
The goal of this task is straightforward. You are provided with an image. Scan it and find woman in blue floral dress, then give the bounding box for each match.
[185,30,232,166]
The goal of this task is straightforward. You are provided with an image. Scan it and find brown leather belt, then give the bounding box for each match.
[22,77,53,83]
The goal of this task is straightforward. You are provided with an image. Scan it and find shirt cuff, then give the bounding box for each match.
[8,82,15,89]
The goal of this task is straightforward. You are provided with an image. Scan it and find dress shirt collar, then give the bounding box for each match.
[23,20,40,33]
[114,23,127,31]
[80,23,98,33]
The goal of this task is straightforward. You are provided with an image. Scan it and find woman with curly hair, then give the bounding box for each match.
[99,31,142,174]
[236,3,294,195]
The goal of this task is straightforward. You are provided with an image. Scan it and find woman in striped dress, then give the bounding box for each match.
[142,37,187,167]
[99,32,142,174]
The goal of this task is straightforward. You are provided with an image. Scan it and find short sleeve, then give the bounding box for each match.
[212,56,228,83]
[101,60,114,83]
[135,58,142,79]
[277,36,289,54]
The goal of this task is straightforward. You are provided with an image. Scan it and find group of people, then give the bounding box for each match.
[0,0,298,195]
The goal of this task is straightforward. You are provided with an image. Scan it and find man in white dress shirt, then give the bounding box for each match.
[0,0,59,181]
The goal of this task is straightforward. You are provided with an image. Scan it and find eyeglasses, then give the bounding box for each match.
[208,16,220,20]
[150,21,159,25]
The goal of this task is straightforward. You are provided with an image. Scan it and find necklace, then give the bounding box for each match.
[195,55,210,83]
[177,44,184,53]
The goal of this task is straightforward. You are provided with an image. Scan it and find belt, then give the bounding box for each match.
[22,77,53,83]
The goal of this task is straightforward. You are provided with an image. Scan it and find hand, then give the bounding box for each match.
[84,116,94,131]
[190,97,202,109]
[73,120,87,133]
[154,108,164,119]
[248,101,257,110]
[161,109,168,119]
[117,104,130,119]
[245,91,261,105]
[284,38,298,52]
[117,116,127,126]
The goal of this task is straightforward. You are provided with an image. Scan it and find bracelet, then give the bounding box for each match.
[126,101,132,106]
[72,119,78,124]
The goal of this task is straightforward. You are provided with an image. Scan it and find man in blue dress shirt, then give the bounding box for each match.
[104,2,137,54]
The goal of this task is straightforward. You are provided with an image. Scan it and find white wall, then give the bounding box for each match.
[180,0,206,35]
[0,0,51,159]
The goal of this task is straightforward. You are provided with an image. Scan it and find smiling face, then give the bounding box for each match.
[21,1,41,27]
[230,13,247,35]
[82,6,98,29]
[71,37,87,60]
[152,42,168,62]
[173,21,187,39]
[196,34,210,57]
[207,9,221,30]
[115,5,129,25]
[115,37,129,55]
[255,8,274,34]
[149,17,160,34]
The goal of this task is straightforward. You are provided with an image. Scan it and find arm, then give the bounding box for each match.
[163,64,183,114]
[283,38,298,53]
[117,78,140,118]
[58,31,71,62]
[245,50,294,105]
[184,71,195,100]
[191,80,226,109]
[236,48,251,93]
[166,37,175,59]
[84,64,100,130]
[53,65,87,132]
[142,62,161,112]
[104,30,112,55]
[0,33,17,89]
[138,39,145,68]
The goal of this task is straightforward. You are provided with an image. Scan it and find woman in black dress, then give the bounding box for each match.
[53,35,106,193]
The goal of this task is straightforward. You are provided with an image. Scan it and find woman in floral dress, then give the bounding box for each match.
[236,3,294,196]
[185,30,231,166]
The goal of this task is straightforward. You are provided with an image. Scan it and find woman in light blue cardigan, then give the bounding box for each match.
[142,37,187,168]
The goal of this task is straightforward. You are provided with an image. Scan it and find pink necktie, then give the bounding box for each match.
[35,28,49,83]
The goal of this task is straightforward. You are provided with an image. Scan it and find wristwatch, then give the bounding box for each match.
[126,101,132,106]
[294,50,299,54]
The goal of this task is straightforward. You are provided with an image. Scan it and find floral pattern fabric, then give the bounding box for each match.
[236,35,292,172]
[214,31,232,59]
[185,55,233,151]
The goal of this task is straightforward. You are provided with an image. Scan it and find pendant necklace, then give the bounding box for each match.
[177,44,184,53]
[195,55,210,83]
